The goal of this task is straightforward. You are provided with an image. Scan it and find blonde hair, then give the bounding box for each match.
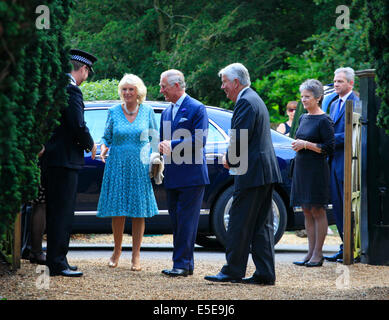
[118,73,147,104]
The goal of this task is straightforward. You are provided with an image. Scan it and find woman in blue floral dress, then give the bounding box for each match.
[97,74,159,271]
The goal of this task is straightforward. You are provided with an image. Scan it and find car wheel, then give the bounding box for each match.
[212,186,287,247]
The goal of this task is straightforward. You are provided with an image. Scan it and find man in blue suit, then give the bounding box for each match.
[324,67,359,262]
[159,69,210,277]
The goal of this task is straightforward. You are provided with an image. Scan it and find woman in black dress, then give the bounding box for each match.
[290,79,335,267]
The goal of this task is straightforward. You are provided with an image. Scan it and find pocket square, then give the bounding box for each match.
[178,117,188,123]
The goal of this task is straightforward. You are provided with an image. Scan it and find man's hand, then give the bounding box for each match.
[38,145,45,158]
[222,153,230,169]
[159,140,171,155]
[91,143,97,160]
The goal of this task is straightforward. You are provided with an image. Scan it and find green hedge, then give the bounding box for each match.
[0,1,72,257]
[80,78,163,102]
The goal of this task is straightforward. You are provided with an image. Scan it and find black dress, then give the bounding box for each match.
[290,113,335,209]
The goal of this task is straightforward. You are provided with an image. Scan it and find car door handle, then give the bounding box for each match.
[206,153,223,159]
[95,154,109,160]
[293,204,333,212]
[206,153,224,163]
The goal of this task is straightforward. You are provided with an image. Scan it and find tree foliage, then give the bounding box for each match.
[252,55,327,122]
[66,0,342,112]
[366,0,389,133]
[253,0,373,120]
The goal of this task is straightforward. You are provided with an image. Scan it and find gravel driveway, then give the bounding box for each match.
[1,234,388,300]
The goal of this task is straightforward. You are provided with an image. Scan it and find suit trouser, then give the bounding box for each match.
[221,184,275,281]
[45,167,79,273]
[330,165,344,247]
[166,185,205,270]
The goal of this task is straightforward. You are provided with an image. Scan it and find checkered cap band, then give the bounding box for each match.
[71,54,92,66]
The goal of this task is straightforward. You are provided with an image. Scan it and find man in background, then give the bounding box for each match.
[324,67,359,263]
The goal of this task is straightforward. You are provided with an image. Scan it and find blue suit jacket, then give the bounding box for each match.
[160,94,210,189]
[329,91,359,180]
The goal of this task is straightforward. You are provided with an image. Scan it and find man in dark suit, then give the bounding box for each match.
[324,67,359,263]
[159,69,210,277]
[43,49,97,277]
[205,63,282,285]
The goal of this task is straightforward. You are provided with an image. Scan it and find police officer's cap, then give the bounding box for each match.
[70,49,97,74]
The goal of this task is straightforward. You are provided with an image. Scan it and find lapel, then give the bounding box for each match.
[172,95,190,129]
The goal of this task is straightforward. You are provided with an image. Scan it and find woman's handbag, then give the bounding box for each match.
[149,152,164,185]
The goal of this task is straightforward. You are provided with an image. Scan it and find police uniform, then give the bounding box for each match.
[43,49,97,276]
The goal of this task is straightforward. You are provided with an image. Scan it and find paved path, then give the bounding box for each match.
[65,242,339,264]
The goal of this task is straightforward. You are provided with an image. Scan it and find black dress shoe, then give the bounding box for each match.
[305,258,324,267]
[29,252,46,265]
[67,265,78,271]
[204,272,241,283]
[241,274,275,286]
[50,268,83,277]
[162,268,189,277]
[293,259,309,266]
[324,251,343,262]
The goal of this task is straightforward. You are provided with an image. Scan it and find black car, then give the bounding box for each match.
[72,100,331,247]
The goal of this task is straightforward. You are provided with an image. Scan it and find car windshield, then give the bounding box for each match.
[85,108,226,145]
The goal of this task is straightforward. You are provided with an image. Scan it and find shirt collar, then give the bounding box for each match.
[339,90,352,103]
[67,73,77,86]
[174,93,187,107]
[237,86,249,102]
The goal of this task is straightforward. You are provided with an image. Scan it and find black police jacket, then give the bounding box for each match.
[44,83,94,170]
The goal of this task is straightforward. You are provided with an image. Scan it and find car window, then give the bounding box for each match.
[153,112,225,142]
[85,108,226,144]
[85,109,108,143]
[207,122,226,142]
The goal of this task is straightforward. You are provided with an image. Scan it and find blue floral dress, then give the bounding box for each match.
[97,103,159,218]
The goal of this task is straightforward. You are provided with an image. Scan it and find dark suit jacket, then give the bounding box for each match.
[44,83,94,170]
[160,94,210,189]
[226,87,282,191]
[329,91,359,180]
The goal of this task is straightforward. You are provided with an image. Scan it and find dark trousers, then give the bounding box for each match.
[166,185,205,271]
[221,184,275,281]
[330,166,344,253]
[45,167,79,273]
[330,166,344,242]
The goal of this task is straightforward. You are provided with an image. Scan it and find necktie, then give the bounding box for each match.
[334,99,343,122]
[172,103,179,120]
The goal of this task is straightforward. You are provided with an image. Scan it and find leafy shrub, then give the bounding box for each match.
[252,55,326,123]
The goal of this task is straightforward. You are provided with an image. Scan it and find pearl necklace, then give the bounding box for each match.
[123,104,139,116]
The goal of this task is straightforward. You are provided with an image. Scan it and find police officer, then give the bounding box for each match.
[44,49,97,277]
